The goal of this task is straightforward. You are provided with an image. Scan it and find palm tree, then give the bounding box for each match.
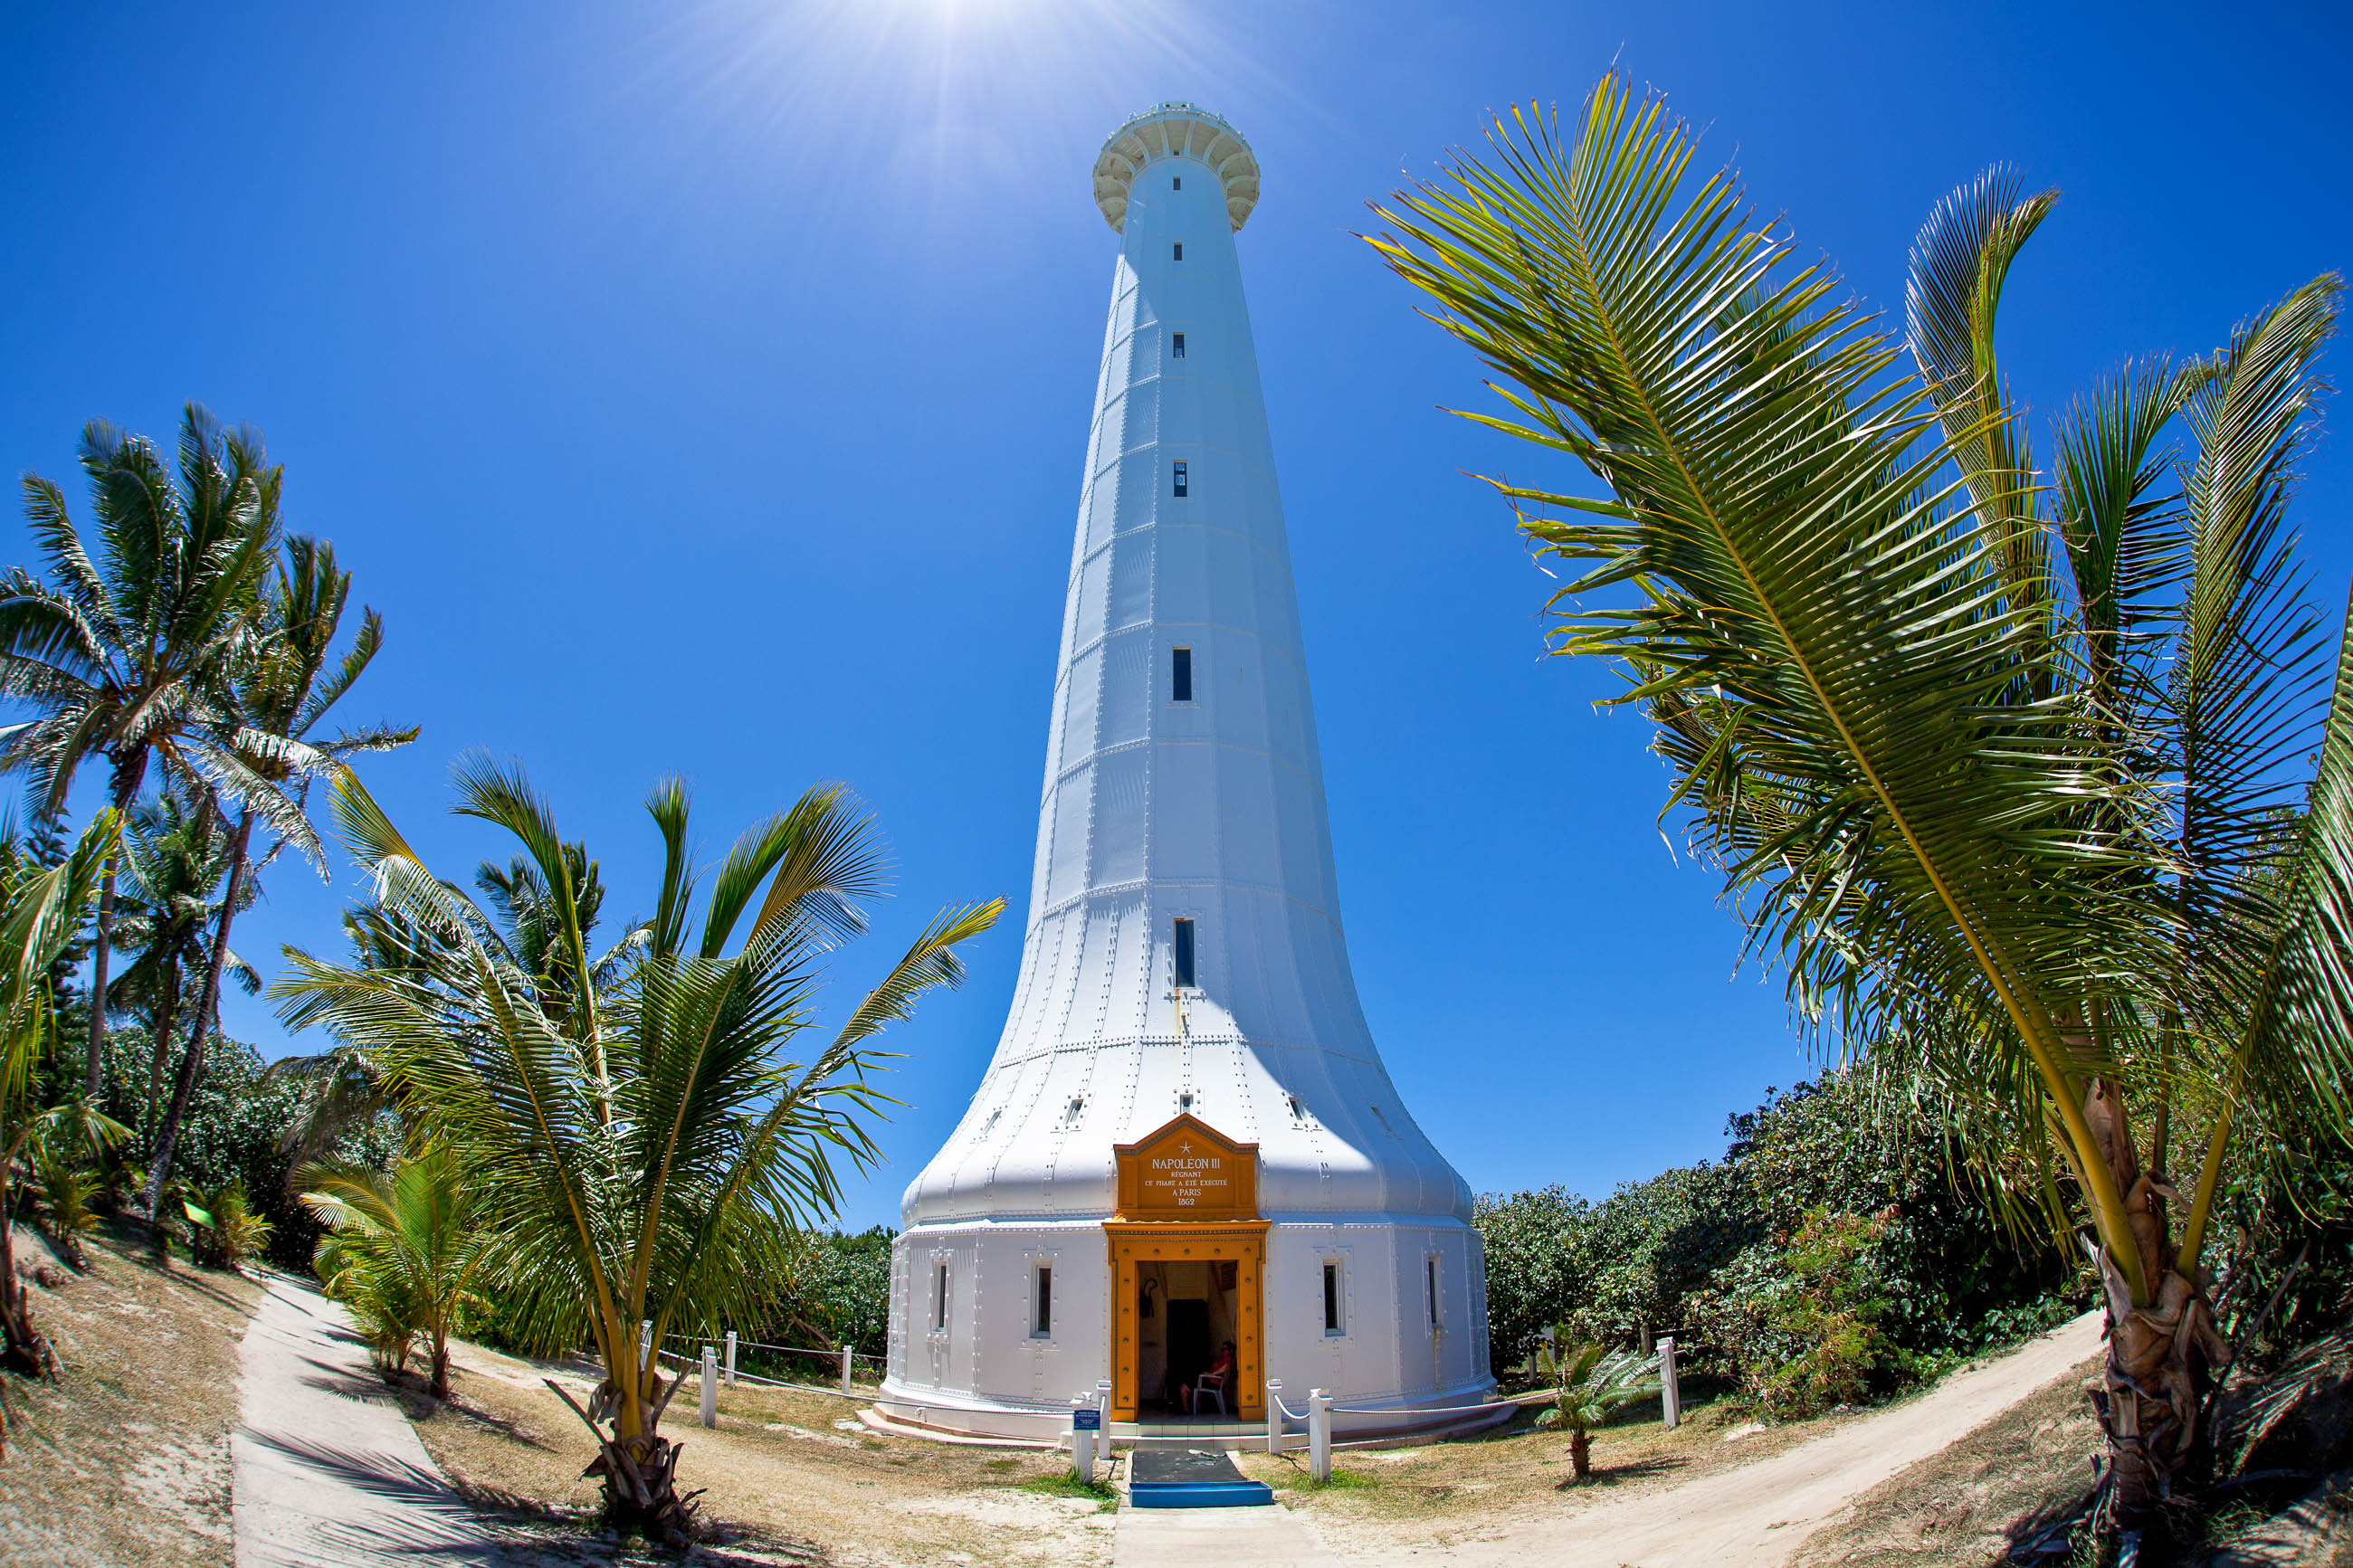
[0,407,280,1098]
[138,535,411,1217]
[301,1143,484,1399]
[1533,1335,1662,1482]
[0,811,118,1397]
[108,792,255,1154]
[273,759,1000,1536]
[1371,76,2352,1541]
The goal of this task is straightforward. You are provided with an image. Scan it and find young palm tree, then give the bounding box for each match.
[28,1132,107,1269]
[108,793,254,1154]
[274,759,1000,1536]
[139,535,411,1217]
[1533,1335,1662,1482]
[1372,76,2352,1539]
[0,811,118,1396]
[0,408,281,1098]
[301,1143,484,1399]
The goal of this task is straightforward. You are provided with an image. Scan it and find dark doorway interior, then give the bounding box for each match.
[1162,1297,1211,1409]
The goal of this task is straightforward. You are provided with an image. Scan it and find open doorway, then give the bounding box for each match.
[1133,1259,1241,1417]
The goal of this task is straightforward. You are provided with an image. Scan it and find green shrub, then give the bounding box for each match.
[1475,1069,2082,1405]
[737,1226,895,1365]
[1473,1185,1595,1371]
[90,1026,395,1270]
[1690,1208,1904,1419]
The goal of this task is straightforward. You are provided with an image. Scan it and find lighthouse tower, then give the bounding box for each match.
[880,104,1491,1441]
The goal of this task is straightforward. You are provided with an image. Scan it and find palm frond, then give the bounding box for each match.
[1371,76,2162,1292]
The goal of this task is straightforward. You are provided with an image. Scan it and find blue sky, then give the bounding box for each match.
[4,0,2348,1232]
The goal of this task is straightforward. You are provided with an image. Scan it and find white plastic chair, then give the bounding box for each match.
[1192,1371,1227,1416]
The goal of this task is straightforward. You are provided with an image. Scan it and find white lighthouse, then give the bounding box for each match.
[879,104,1491,1441]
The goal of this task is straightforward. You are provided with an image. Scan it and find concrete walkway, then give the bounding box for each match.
[1115,1503,1345,1566]
[233,1273,508,1567]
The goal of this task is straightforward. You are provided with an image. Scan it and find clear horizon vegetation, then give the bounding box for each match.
[4,0,2349,1234]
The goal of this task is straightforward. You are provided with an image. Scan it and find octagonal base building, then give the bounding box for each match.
[879,104,1492,1442]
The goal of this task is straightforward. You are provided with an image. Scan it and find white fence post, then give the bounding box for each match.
[1308,1388,1331,1484]
[700,1345,718,1429]
[1072,1397,1096,1484]
[1264,1378,1284,1454]
[724,1329,737,1388]
[1658,1335,1681,1430]
[840,1345,854,1396]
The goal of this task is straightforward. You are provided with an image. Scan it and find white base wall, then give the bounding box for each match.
[881,1215,1493,1439]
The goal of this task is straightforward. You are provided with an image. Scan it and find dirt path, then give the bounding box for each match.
[0,1225,259,1567]
[1346,1310,2105,1568]
[234,1273,509,1566]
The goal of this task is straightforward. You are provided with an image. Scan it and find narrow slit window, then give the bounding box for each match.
[1172,459,1188,498]
[1172,175,1182,190]
[1171,646,1193,702]
[1426,1257,1441,1328]
[933,1261,948,1331]
[1171,331,1186,359]
[1172,917,1196,988]
[1172,241,1184,261]
[1034,1265,1053,1337]
[1323,1261,1343,1335]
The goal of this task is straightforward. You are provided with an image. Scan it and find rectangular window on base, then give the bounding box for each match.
[1171,331,1186,359]
[1033,1265,1053,1337]
[1173,241,1184,261]
[1172,459,1188,498]
[1426,1257,1442,1329]
[1172,175,1182,190]
[933,1261,948,1331]
[1173,917,1196,988]
[1323,1261,1344,1335]
[1171,645,1193,702]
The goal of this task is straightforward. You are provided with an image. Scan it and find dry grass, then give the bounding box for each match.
[1225,1394,1862,1557]
[410,1337,1117,1567]
[0,1220,263,1568]
[1785,1365,2101,1567]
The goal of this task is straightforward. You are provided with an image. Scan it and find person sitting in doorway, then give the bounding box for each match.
[1189,1340,1237,1416]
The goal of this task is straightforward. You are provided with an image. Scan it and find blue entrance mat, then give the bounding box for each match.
[1129,1447,1275,1508]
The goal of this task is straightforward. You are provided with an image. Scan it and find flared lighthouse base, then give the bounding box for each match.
[879,1211,1495,1444]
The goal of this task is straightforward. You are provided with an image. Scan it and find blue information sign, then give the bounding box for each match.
[1072,1409,1102,1431]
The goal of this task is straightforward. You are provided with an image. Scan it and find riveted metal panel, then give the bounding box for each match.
[888,104,1490,1436]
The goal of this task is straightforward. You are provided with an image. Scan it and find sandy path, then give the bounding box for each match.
[1348,1310,2105,1568]
[233,1274,509,1566]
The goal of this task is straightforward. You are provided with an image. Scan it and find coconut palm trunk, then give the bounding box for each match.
[140,808,253,1217]
[0,819,113,1409]
[142,969,179,1154]
[2079,1080,2231,1518]
[83,755,148,1096]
